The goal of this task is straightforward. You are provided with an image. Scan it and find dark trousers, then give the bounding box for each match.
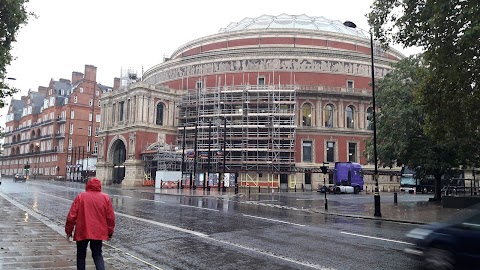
[76,239,105,270]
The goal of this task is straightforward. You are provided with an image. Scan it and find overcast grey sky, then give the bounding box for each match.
[2,0,420,127]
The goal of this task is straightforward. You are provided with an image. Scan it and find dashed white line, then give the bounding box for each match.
[180,204,219,211]
[243,214,305,227]
[340,231,414,245]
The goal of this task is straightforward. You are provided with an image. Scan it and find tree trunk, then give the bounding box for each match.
[433,174,442,201]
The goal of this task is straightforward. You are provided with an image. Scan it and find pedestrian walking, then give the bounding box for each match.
[65,177,116,270]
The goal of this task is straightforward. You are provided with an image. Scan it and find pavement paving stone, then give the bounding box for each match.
[0,194,119,270]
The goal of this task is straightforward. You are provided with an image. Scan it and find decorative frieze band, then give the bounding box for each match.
[145,58,391,85]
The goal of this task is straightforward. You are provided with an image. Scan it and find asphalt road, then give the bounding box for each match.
[0,179,422,270]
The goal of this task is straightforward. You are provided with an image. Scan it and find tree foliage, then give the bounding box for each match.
[369,0,480,167]
[0,0,33,108]
[371,56,461,200]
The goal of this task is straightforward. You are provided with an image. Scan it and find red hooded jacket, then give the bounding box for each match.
[65,178,115,241]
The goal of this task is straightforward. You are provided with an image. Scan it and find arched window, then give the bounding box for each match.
[346,105,355,129]
[366,107,374,130]
[156,103,164,125]
[301,103,312,127]
[324,104,334,128]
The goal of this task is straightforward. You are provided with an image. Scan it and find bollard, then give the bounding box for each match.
[394,192,398,204]
[249,186,251,195]
[294,185,297,192]
[259,185,261,193]
[177,181,180,189]
[160,180,163,189]
[302,183,304,192]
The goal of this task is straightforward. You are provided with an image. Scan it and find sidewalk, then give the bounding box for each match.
[0,190,119,269]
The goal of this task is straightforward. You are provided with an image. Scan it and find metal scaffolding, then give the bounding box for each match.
[177,83,296,182]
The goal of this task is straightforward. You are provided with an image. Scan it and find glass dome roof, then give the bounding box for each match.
[219,14,368,38]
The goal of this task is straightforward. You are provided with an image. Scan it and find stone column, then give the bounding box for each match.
[122,159,145,187]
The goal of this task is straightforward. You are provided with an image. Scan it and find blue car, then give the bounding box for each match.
[405,204,480,270]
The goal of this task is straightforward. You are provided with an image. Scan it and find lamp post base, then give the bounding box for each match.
[374,194,382,217]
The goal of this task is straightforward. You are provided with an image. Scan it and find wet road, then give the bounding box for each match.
[0,179,422,270]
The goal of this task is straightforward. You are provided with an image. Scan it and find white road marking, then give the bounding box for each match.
[341,196,371,200]
[112,195,132,198]
[140,198,166,203]
[296,199,316,201]
[180,204,219,211]
[115,212,209,237]
[340,231,414,245]
[243,214,305,227]
[103,243,164,270]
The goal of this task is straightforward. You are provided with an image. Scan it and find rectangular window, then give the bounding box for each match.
[196,81,202,90]
[119,101,124,121]
[258,77,265,85]
[347,80,354,90]
[70,110,74,119]
[93,141,98,154]
[67,155,71,162]
[96,90,100,96]
[89,99,93,106]
[348,142,357,162]
[112,103,116,122]
[88,126,92,136]
[95,127,99,137]
[80,87,84,93]
[96,114,101,123]
[326,141,335,162]
[302,141,312,162]
[74,96,78,103]
[68,139,72,149]
[69,124,73,134]
[87,141,91,152]
[89,113,93,121]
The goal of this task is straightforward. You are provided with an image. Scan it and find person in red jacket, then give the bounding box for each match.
[65,177,115,270]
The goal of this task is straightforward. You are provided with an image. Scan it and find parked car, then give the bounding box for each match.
[317,185,334,193]
[404,204,480,270]
[14,173,27,182]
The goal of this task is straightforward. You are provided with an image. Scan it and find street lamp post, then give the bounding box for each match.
[321,162,329,210]
[343,21,381,217]
[222,117,227,192]
[180,125,186,189]
[192,122,198,190]
[34,143,40,180]
[206,121,212,191]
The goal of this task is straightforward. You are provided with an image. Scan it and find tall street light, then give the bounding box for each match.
[34,142,40,180]
[343,21,381,217]
[180,125,186,189]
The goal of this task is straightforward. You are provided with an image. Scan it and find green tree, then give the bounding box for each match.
[368,0,480,168]
[1,0,34,108]
[369,56,460,201]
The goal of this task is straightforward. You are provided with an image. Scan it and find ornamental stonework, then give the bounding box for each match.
[145,58,390,85]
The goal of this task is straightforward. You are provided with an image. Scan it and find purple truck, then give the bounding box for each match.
[333,162,364,194]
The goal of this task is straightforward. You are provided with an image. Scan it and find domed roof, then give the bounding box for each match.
[219,14,368,38]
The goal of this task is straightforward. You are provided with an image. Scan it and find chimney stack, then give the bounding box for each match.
[72,72,84,84]
[113,77,120,91]
[84,65,97,82]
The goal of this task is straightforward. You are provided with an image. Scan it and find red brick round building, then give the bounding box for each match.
[100,14,403,188]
